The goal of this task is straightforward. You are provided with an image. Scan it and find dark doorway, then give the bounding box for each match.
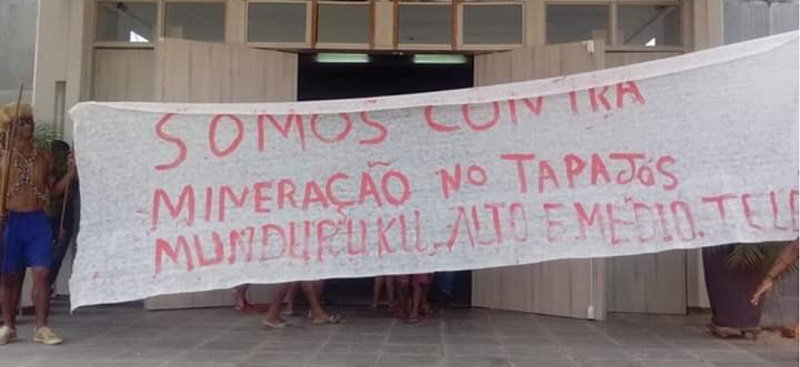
[297,53,474,307]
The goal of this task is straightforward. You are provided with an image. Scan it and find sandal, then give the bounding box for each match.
[404,315,420,324]
[262,319,289,329]
[312,314,343,325]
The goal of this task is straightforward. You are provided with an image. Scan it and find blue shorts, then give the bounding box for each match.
[2,210,53,274]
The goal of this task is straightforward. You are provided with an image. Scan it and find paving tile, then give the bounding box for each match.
[444,335,501,345]
[115,348,185,361]
[575,359,643,367]
[27,360,159,367]
[495,328,549,337]
[509,358,579,367]
[503,345,564,358]
[687,349,771,363]
[377,355,444,367]
[623,347,694,360]
[565,346,629,359]
[168,363,237,367]
[141,338,206,350]
[256,342,324,354]
[337,325,392,334]
[446,356,513,367]
[331,333,388,343]
[197,339,263,352]
[32,346,129,360]
[388,334,442,344]
[10,303,797,367]
[307,353,379,367]
[445,344,507,357]
[383,343,443,356]
[243,352,314,365]
[170,351,249,364]
[320,342,382,354]
[638,361,710,367]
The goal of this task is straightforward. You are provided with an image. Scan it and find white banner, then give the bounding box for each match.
[69,32,799,310]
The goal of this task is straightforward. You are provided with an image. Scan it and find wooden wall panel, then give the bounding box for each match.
[146,38,297,310]
[92,49,155,102]
[472,40,606,320]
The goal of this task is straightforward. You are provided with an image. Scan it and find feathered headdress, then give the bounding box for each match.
[0,101,34,134]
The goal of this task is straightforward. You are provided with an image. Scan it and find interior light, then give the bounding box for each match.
[413,54,468,65]
[316,53,370,64]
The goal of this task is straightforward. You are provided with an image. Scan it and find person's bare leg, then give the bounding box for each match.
[373,277,385,307]
[386,277,395,306]
[264,283,289,326]
[234,284,253,312]
[1,273,23,330]
[31,267,51,328]
[421,282,433,315]
[283,282,299,315]
[316,280,325,304]
[409,283,422,322]
[301,281,334,323]
[393,279,409,319]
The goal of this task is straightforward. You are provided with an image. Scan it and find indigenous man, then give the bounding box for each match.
[0,102,74,345]
[48,140,79,294]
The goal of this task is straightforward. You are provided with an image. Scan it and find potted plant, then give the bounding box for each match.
[703,242,797,339]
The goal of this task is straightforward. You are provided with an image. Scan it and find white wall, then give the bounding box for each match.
[32,0,92,297]
[33,0,90,143]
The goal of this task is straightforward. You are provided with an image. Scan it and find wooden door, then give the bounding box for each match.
[471,41,607,320]
[144,38,297,310]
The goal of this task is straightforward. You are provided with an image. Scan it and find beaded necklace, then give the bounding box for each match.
[6,148,48,202]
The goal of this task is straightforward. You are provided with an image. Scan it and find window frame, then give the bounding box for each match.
[395,1,454,51]
[315,1,372,50]
[245,0,313,49]
[162,0,227,43]
[93,0,159,48]
[544,0,686,52]
[458,1,526,50]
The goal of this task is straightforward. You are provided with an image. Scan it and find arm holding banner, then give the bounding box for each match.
[751,239,799,305]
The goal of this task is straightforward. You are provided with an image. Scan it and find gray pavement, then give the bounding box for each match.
[0,299,797,367]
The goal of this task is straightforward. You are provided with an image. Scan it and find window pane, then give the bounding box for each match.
[463,4,523,45]
[96,1,157,42]
[619,5,681,46]
[398,4,451,44]
[546,5,609,44]
[318,4,369,44]
[248,2,307,43]
[165,2,225,42]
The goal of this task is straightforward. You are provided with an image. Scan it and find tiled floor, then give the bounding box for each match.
[0,299,797,367]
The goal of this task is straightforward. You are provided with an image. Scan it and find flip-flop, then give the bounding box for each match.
[312,314,342,325]
[262,319,289,329]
